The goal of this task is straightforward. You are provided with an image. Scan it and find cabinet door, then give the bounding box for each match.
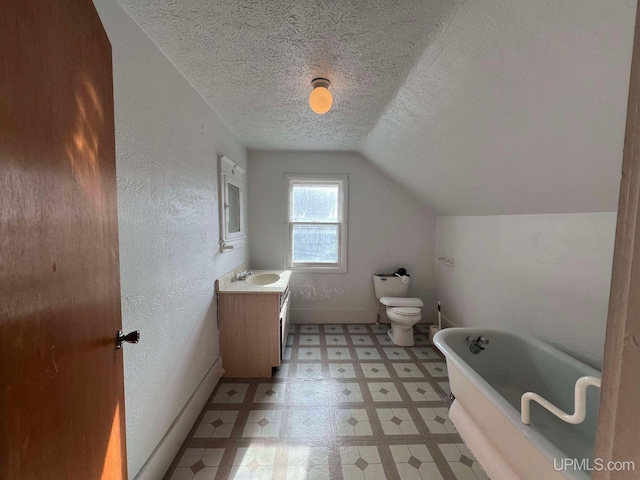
[219,293,279,377]
[280,294,291,359]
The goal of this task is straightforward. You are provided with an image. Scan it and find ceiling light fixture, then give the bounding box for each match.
[309,78,332,114]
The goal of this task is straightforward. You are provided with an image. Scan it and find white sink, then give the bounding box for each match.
[245,273,281,286]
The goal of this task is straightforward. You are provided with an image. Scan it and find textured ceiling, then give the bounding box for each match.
[118,0,460,150]
[118,0,636,215]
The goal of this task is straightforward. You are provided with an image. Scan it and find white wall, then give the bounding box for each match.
[94,1,247,477]
[435,213,617,368]
[248,151,436,324]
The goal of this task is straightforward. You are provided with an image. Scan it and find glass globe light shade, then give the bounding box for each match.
[309,86,332,114]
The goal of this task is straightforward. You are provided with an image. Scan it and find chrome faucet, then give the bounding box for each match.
[237,270,253,281]
[467,336,489,354]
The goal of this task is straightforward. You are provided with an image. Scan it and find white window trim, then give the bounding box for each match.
[284,174,348,273]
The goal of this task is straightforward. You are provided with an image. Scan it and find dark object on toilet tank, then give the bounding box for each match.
[395,267,407,276]
[374,270,410,279]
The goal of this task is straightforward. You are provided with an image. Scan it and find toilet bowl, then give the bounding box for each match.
[373,273,424,346]
[381,304,422,347]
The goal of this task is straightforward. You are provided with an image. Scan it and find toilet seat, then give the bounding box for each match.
[388,306,421,316]
[380,297,423,308]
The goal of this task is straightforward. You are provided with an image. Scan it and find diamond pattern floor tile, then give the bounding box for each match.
[164,324,477,480]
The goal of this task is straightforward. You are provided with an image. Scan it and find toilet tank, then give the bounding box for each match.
[373,274,410,299]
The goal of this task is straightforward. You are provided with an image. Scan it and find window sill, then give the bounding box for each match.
[288,265,347,274]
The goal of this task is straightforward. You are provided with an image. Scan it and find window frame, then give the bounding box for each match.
[284,174,348,273]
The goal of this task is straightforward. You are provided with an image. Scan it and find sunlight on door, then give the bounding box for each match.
[101,402,125,480]
[66,73,105,209]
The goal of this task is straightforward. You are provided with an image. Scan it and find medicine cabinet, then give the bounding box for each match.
[219,156,245,252]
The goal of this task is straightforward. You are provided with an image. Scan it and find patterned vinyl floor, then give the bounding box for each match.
[164,323,490,480]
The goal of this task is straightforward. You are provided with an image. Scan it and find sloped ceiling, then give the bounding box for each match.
[362,0,636,215]
[118,0,636,215]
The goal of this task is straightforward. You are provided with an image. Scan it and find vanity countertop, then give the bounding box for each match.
[217,270,292,294]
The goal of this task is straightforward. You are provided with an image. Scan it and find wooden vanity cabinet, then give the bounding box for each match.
[217,285,290,377]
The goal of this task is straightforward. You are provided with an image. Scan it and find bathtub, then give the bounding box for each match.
[433,328,601,480]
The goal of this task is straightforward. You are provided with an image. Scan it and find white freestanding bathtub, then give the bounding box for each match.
[434,328,601,480]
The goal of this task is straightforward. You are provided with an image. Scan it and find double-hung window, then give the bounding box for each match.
[285,174,348,273]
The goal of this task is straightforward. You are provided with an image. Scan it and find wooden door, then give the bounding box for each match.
[593,2,640,478]
[0,1,127,479]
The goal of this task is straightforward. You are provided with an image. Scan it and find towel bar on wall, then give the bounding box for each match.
[521,376,601,425]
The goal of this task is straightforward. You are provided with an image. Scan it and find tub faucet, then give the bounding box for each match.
[467,336,489,354]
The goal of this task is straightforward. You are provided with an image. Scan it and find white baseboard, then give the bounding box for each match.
[428,309,458,329]
[133,357,223,480]
[441,314,458,328]
[291,308,434,325]
[291,308,379,324]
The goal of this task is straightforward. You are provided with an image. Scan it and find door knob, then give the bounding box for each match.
[116,330,140,349]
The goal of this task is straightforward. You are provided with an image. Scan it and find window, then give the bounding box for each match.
[285,174,348,272]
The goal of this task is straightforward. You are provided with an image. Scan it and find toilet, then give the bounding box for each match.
[373,274,424,346]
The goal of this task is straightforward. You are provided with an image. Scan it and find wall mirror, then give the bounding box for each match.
[219,156,245,252]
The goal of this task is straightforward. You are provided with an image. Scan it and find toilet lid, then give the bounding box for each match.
[388,306,421,315]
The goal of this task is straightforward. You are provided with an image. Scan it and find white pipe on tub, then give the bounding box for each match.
[521,376,601,425]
